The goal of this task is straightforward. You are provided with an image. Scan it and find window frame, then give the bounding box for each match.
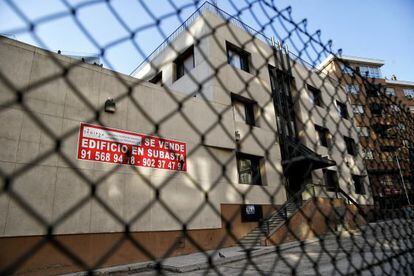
[346,84,360,94]
[231,94,257,126]
[352,104,365,114]
[370,103,384,116]
[323,169,339,192]
[336,100,349,119]
[174,45,195,81]
[344,136,356,156]
[385,87,395,97]
[356,126,369,137]
[403,89,414,99]
[352,175,366,195]
[315,125,330,148]
[226,41,250,73]
[307,84,323,107]
[340,63,353,75]
[148,71,163,85]
[236,152,263,186]
[362,148,374,160]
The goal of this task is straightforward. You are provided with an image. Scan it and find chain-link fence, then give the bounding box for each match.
[0,0,413,275]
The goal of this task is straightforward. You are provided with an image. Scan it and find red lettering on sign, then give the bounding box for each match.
[77,123,187,171]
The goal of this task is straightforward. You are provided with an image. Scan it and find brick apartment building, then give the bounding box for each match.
[318,55,414,209]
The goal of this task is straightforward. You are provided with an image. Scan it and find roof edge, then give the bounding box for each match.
[385,79,414,86]
[317,54,385,70]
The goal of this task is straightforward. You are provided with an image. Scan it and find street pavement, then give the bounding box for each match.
[133,219,414,275]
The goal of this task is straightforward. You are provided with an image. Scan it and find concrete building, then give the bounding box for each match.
[318,55,414,209]
[0,2,372,275]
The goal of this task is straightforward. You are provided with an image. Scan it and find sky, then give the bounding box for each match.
[0,0,413,80]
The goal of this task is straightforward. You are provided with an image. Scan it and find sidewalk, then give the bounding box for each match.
[64,238,322,275]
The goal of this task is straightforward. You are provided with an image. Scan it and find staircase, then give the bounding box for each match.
[238,196,302,248]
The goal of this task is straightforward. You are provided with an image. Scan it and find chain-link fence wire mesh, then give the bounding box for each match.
[0,0,413,275]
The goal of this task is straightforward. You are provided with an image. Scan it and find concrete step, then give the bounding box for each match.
[239,241,261,246]
[244,233,265,238]
[240,239,262,243]
[268,218,285,224]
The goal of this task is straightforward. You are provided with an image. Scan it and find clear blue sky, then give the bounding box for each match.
[1,0,413,80]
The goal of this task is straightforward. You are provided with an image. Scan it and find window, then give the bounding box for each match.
[308,84,323,107]
[345,84,359,94]
[356,126,369,137]
[174,46,194,80]
[231,94,256,126]
[352,175,366,195]
[380,152,394,162]
[315,125,330,147]
[390,105,400,112]
[344,136,356,156]
[358,66,381,78]
[403,89,414,99]
[362,148,374,159]
[373,124,397,138]
[226,42,250,72]
[241,204,263,222]
[365,86,379,97]
[385,88,395,97]
[381,145,398,153]
[236,152,262,185]
[323,169,339,192]
[149,72,162,85]
[352,104,365,114]
[340,63,353,74]
[380,175,394,186]
[336,101,349,119]
[370,103,383,116]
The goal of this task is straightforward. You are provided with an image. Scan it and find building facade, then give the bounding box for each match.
[318,55,414,209]
[0,3,372,275]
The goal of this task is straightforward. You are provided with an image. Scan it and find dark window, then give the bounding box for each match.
[365,85,379,97]
[344,136,356,156]
[226,42,250,72]
[370,103,383,116]
[149,72,162,85]
[352,175,366,195]
[336,101,349,119]
[323,169,339,192]
[315,125,330,147]
[241,204,263,222]
[308,85,323,107]
[231,94,256,126]
[236,152,262,185]
[373,124,397,138]
[174,46,194,80]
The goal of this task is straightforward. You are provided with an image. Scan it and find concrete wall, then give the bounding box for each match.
[0,33,287,238]
[133,10,372,205]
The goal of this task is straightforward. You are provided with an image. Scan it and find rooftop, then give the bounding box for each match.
[129,1,330,78]
[317,54,385,70]
[386,79,414,87]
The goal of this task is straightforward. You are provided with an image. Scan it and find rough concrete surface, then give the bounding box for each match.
[66,220,414,275]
